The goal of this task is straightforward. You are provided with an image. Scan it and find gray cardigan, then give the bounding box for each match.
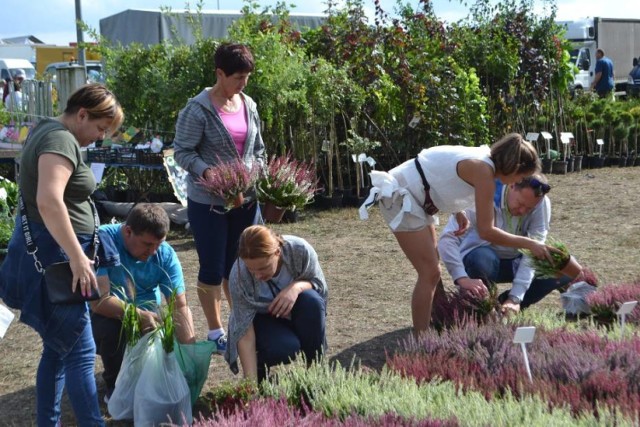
[224,235,328,374]
[173,88,265,205]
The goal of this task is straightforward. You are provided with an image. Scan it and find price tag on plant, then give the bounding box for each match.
[321,140,330,152]
[525,132,539,143]
[408,115,421,128]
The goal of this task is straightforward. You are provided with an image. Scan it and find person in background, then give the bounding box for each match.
[225,225,328,381]
[360,133,554,334]
[0,84,123,426]
[4,68,25,110]
[591,48,615,99]
[439,174,572,313]
[174,42,265,353]
[90,203,196,403]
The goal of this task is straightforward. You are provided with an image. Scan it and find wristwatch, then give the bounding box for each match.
[507,295,522,305]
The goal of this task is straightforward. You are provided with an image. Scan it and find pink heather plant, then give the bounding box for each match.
[256,154,318,211]
[586,282,640,324]
[197,156,258,210]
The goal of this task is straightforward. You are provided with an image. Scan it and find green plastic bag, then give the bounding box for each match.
[174,340,217,405]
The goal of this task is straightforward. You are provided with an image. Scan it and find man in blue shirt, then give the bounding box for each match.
[439,174,576,314]
[90,204,195,402]
[591,48,614,98]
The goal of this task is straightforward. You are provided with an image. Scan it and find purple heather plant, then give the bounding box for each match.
[197,156,258,210]
[585,281,640,324]
[193,397,459,427]
[389,322,640,419]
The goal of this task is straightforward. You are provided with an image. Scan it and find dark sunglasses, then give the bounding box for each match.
[529,178,551,196]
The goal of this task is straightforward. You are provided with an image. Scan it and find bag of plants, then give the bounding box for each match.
[133,335,192,425]
[561,281,597,315]
[108,333,152,420]
[175,340,217,405]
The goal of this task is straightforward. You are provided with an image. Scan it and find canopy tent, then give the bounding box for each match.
[99,9,326,46]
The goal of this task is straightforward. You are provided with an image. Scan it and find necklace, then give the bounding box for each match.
[210,88,239,113]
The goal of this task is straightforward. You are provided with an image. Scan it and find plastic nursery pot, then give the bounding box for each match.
[262,202,286,223]
[556,255,582,280]
[228,193,244,209]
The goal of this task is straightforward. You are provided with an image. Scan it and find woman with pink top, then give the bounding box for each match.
[174,43,265,352]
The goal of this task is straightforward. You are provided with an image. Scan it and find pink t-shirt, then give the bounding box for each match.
[216,101,248,156]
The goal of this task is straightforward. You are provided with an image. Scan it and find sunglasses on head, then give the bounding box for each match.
[529,178,551,196]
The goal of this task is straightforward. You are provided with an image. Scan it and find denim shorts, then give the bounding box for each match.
[187,198,261,285]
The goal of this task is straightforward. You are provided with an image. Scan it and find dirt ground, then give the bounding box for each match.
[1,166,640,424]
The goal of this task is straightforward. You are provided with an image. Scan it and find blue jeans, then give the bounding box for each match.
[37,318,105,426]
[0,220,117,426]
[463,246,570,309]
[253,290,326,380]
[187,198,261,285]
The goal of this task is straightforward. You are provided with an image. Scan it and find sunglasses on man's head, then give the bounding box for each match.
[529,178,551,196]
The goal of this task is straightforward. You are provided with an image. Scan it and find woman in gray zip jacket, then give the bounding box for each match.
[174,43,265,351]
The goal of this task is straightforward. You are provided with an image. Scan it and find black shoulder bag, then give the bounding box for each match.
[19,193,101,304]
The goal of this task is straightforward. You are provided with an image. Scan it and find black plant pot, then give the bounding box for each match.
[635,157,640,167]
[573,155,583,172]
[315,194,343,210]
[541,158,554,174]
[567,157,574,173]
[607,157,620,167]
[593,156,606,168]
[551,160,568,175]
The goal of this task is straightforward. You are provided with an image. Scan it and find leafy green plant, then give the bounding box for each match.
[0,176,18,248]
[156,290,177,354]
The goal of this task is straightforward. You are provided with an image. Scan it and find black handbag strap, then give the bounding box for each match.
[19,192,100,273]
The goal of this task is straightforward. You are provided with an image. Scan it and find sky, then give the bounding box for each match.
[1,0,640,47]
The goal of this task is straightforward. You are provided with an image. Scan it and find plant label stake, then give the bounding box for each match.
[0,303,15,339]
[616,301,638,336]
[540,132,553,159]
[513,326,536,382]
[597,139,604,157]
[560,132,574,161]
[525,132,539,143]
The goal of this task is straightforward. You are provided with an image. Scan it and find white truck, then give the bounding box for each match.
[560,17,640,97]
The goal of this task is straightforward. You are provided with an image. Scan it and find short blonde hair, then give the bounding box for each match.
[490,133,540,176]
[238,225,285,260]
[64,83,124,136]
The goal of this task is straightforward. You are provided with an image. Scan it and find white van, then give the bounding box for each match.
[0,58,36,82]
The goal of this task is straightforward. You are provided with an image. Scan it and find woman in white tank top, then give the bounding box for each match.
[360,133,554,334]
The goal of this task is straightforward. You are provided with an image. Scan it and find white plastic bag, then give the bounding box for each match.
[133,335,192,426]
[561,281,598,315]
[108,333,152,420]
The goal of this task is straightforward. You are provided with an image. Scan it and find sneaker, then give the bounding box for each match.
[103,387,114,405]
[208,333,227,355]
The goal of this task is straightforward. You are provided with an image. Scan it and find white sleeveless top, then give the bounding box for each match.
[418,145,494,213]
[359,145,494,230]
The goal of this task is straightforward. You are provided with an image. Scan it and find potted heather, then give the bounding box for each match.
[521,238,582,280]
[197,157,258,212]
[256,154,317,223]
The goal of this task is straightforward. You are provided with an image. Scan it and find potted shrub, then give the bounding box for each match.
[521,238,582,280]
[256,154,317,223]
[197,157,258,212]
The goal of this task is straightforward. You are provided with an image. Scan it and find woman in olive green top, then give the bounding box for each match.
[0,84,123,426]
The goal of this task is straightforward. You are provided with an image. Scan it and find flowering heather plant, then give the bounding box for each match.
[194,397,459,427]
[431,285,501,330]
[586,282,640,324]
[390,323,640,419]
[521,237,571,278]
[197,156,258,210]
[256,154,318,211]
